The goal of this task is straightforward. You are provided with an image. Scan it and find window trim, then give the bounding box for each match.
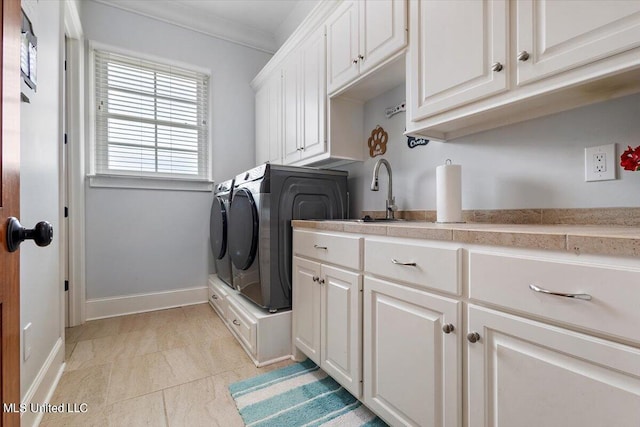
[88,41,213,191]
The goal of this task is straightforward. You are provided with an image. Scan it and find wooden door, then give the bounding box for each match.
[292,256,321,365]
[364,276,461,427]
[408,0,508,121]
[0,0,22,425]
[516,0,640,86]
[467,305,640,427]
[320,264,361,398]
[358,0,407,75]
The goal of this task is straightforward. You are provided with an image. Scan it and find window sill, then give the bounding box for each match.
[88,175,214,192]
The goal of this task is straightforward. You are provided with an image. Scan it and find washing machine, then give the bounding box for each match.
[228,164,348,312]
[210,179,234,287]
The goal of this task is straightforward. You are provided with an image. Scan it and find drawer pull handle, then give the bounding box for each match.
[232,319,241,326]
[314,245,328,250]
[212,294,218,300]
[392,258,417,267]
[529,284,592,301]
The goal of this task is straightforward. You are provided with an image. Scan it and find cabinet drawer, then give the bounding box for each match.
[209,276,230,319]
[469,250,640,344]
[365,238,461,295]
[227,297,257,355]
[294,230,362,270]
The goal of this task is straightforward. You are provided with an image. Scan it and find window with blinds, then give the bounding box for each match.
[94,49,209,181]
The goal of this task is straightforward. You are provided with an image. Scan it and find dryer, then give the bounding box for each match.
[228,164,348,312]
[210,179,234,287]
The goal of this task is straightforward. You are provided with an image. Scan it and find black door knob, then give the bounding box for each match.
[6,217,53,252]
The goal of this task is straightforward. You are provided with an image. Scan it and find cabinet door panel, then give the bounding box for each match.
[359,0,407,75]
[254,85,269,165]
[467,305,640,427]
[327,0,359,94]
[409,0,508,120]
[300,26,326,161]
[266,75,281,164]
[292,257,321,365]
[321,265,362,398]
[282,54,301,164]
[364,276,460,427]
[517,0,640,85]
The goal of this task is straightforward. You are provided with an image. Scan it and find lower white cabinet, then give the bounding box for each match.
[292,227,640,427]
[293,256,362,397]
[467,304,640,427]
[363,276,461,427]
[208,274,291,367]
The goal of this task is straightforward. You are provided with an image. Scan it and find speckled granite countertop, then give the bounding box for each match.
[291,220,640,258]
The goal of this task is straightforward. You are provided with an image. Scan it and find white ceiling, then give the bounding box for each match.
[93,0,321,53]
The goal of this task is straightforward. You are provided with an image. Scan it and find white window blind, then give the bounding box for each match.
[94,49,209,181]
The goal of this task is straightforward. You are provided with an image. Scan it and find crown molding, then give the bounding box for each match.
[92,0,279,53]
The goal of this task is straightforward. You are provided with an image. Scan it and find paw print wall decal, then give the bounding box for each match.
[368,125,388,158]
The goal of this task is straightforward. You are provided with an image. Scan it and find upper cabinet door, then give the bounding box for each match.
[299,26,326,161]
[255,74,281,166]
[254,84,269,166]
[358,0,407,75]
[326,0,359,94]
[409,0,508,121]
[516,0,640,86]
[282,53,301,164]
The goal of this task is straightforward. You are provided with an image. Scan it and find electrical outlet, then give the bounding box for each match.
[593,153,606,173]
[585,144,616,182]
[23,323,32,361]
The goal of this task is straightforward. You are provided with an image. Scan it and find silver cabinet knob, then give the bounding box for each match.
[517,50,530,61]
[442,324,455,334]
[358,54,364,60]
[312,276,319,282]
[232,319,241,326]
[467,332,480,343]
[319,278,325,285]
[352,58,359,64]
[491,62,503,72]
[212,294,218,300]
[297,147,304,151]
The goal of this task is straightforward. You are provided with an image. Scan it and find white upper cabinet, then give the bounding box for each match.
[326,1,359,94]
[327,0,407,95]
[407,0,640,141]
[409,0,508,121]
[282,53,301,164]
[297,26,327,163]
[254,73,281,165]
[516,0,640,85]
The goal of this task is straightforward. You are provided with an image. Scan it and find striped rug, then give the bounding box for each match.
[229,359,388,427]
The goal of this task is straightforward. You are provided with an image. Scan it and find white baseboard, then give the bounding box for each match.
[21,338,65,427]
[86,286,208,320]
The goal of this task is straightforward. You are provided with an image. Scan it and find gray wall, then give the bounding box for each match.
[343,85,640,216]
[20,0,63,398]
[81,1,271,299]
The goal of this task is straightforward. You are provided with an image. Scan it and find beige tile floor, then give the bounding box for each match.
[41,303,292,427]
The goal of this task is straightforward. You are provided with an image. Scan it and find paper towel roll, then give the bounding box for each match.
[436,162,462,223]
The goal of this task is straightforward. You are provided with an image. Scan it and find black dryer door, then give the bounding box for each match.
[209,196,227,259]
[228,188,259,270]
